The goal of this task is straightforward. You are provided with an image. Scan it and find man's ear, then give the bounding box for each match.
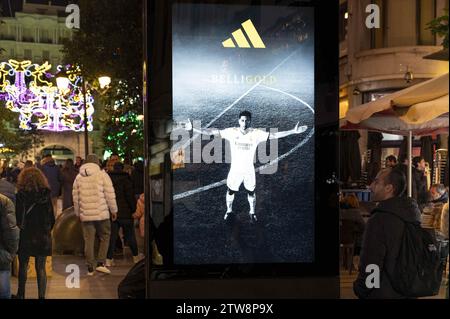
[385,183,394,196]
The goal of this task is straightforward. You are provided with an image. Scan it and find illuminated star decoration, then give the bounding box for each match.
[0,59,94,132]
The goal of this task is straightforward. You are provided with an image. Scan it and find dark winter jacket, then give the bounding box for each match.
[61,167,78,210]
[131,161,144,196]
[9,167,21,184]
[0,194,20,271]
[15,188,55,257]
[40,158,62,198]
[413,168,428,206]
[353,196,421,299]
[0,178,16,203]
[109,171,136,220]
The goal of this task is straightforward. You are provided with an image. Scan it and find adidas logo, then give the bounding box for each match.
[222,19,266,49]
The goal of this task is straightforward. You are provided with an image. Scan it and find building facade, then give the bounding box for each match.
[339,0,449,179]
[0,0,104,162]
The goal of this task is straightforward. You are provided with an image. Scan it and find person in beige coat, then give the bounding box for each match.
[133,193,162,265]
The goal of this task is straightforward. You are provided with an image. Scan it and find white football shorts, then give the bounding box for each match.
[226,169,256,192]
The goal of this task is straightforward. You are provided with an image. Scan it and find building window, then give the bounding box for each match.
[0,25,14,40]
[22,27,34,42]
[43,50,50,62]
[59,30,69,43]
[363,90,396,103]
[371,0,386,49]
[24,49,32,60]
[339,2,348,43]
[386,0,417,47]
[40,29,53,44]
[0,26,6,40]
[418,0,436,45]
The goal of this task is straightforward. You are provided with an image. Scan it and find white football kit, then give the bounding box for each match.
[220,127,270,192]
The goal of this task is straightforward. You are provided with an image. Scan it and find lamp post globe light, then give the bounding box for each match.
[57,68,111,159]
[98,76,112,89]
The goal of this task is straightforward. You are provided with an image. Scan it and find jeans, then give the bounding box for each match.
[107,219,138,259]
[17,255,47,299]
[0,270,11,299]
[81,220,111,268]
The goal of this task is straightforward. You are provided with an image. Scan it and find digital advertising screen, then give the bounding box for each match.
[171,4,315,265]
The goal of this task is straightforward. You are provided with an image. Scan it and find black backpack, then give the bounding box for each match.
[382,212,444,297]
[117,259,145,299]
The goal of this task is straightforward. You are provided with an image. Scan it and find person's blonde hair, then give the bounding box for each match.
[343,193,360,208]
[16,167,50,192]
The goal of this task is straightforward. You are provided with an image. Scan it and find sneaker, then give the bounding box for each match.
[249,213,257,223]
[95,263,111,274]
[132,255,142,264]
[87,266,95,276]
[105,259,115,267]
[152,253,163,266]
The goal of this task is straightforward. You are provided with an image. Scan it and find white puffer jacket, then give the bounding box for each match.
[72,163,118,222]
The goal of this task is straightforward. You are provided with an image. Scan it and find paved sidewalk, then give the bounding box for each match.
[10,254,136,299]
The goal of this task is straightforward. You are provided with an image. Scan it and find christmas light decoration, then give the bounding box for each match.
[0,59,94,132]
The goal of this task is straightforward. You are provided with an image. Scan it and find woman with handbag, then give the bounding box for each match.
[15,168,55,299]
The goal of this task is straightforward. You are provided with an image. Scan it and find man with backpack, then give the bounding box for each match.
[353,167,423,298]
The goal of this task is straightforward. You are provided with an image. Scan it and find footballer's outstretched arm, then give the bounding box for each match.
[186,119,220,137]
[269,122,307,140]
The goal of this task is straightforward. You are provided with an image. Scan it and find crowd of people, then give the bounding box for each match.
[2,150,449,299]
[343,154,449,299]
[0,153,156,299]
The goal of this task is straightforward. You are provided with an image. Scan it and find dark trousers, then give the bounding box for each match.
[17,255,47,299]
[107,219,138,259]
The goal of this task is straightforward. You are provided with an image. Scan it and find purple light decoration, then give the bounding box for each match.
[0,59,94,132]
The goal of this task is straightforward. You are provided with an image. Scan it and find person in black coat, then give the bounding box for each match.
[0,194,20,299]
[353,167,421,299]
[107,162,139,265]
[15,168,55,299]
[130,161,144,200]
[412,156,428,208]
[40,154,62,216]
[60,159,78,210]
[0,177,16,203]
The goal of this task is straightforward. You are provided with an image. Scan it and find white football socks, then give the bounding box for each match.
[226,192,235,213]
[248,194,256,215]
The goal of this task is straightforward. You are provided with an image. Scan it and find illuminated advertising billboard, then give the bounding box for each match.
[171,4,315,265]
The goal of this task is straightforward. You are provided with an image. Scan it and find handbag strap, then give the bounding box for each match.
[20,202,36,229]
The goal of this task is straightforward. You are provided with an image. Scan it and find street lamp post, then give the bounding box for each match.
[57,68,111,160]
[82,76,89,158]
